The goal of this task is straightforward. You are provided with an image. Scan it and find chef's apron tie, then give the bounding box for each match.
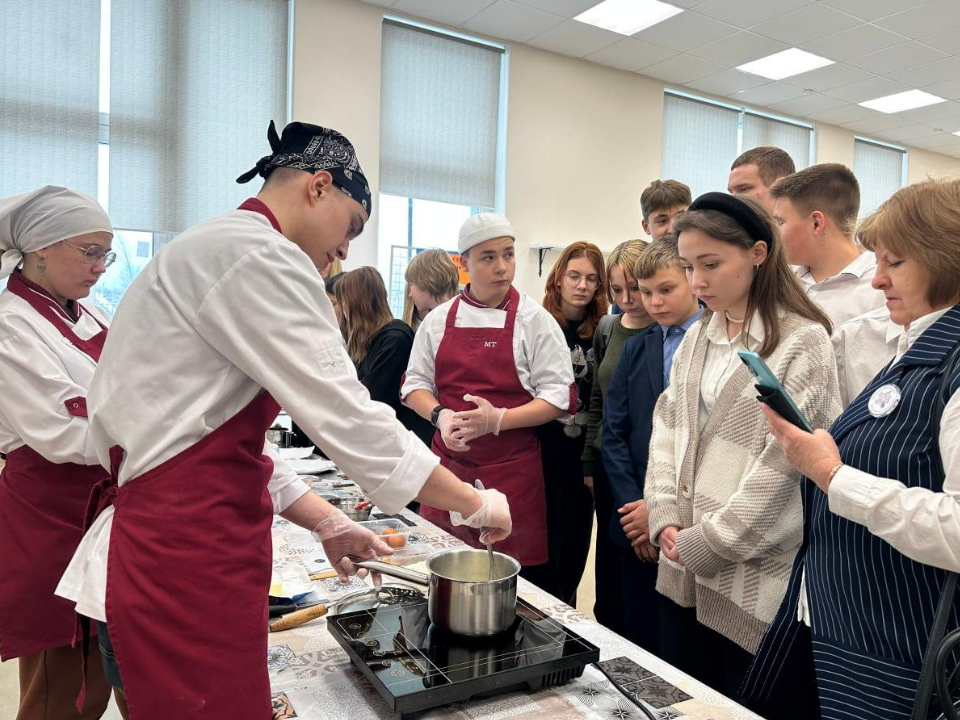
[73,445,124,712]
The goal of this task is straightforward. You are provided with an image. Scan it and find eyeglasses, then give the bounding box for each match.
[62,240,117,268]
[563,271,600,289]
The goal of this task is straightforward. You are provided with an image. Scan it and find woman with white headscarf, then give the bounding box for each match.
[0,185,120,719]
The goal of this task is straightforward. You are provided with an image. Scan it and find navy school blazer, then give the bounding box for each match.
[600,323,665,550]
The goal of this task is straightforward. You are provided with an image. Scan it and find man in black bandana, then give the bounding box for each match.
[59,120,512,720]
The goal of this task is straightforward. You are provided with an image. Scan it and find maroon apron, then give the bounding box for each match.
[0,272,108,661]
[83,198,285,719]
[419,286,548,566]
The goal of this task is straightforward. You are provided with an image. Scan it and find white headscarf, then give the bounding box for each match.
[0,185,113,279]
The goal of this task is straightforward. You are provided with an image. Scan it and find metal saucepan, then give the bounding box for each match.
[357,548,520,637]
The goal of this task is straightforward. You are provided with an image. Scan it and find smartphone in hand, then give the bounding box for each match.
[738,350,813,433]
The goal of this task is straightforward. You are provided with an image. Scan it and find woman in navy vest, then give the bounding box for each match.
[743,178,960,719]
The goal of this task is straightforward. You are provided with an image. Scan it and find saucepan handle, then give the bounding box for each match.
[356,560,430,586]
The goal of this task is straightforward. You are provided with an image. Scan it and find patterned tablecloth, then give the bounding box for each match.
[267,477,763,720]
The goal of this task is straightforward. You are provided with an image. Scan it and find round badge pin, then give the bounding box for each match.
[868,383,902,418]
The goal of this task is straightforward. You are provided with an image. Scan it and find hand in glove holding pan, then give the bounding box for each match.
[312,508,393,582]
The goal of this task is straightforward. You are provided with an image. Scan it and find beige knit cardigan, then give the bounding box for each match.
[646,310,841,654]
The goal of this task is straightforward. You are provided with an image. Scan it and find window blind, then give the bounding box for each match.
[742,113,811,171]
[0,0,101,199]
[379,21,503,209]
[661,94,740,199]
[854,139,905,218]
[107,0,288,233]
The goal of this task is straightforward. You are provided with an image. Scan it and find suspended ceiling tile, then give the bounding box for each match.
[841,115,917,133]
[640,53,726,85]
[686,68,770,95]
[695,0,813,28]
[808,104,881,124]
[822,76,913,103]
[784,63,874,93]
[687,31,789,67]
[463,0,564,43]
[873,124,941,142]
[511,0,604,17]
[361,0,399,6]
[923,141,960,155]
[888,57,960,89]
[896,100,960,123]
[921,26,960,54]
[632,11,738,52]
[391,0,499,25]
[800,23,904,62]
[924,79,960,101]
[583,37,678,72]
[875,0,960,38]
[819,0,931,22]
[527,19,623,57]
[845,41,948,75]
[906,133,960,148]
[730,82,810,105]
[768,93,848,116]
[750,3,861,46]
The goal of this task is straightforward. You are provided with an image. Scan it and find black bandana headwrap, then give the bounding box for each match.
[237,120,372,215]
[687,192,773,244]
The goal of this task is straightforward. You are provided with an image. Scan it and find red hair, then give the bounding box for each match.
[542,241,609,339]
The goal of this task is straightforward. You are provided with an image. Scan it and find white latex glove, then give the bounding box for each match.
[437,408,471,453]
[449,484,512,544]
[312,508,393,582]
[452,394,507,444]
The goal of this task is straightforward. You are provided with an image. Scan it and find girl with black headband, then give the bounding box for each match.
[644,192,841,718]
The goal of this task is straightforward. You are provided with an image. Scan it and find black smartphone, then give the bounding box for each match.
[738,350,813,433]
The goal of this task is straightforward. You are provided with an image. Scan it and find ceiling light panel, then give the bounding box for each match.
[574,0,684,36]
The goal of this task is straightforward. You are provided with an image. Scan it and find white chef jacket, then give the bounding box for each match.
[57,206,439,622]
[795,251,886,328]
[400,288,575,413]
[0,283,107,463]
[832,305,901,407]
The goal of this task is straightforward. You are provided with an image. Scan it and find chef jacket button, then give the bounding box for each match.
[73,402,79,408]
[681,484,691,498]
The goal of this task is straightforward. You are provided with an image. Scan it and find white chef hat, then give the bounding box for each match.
[0,185,113,279]
[458,212,516,254]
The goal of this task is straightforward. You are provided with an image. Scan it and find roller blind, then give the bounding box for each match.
[661,94,740,199]
[108,0,288,233]
[0,0,101,199]
[379,20,503,208]
[854,139,905,217]
[742,113,811,171]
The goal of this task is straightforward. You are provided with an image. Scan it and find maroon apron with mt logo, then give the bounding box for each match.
[419,286,548,565]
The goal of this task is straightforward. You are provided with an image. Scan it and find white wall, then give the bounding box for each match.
[292,0,960,296]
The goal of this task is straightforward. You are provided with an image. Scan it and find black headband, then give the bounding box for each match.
[687,192,773,244]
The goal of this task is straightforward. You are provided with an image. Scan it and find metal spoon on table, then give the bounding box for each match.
[475,479,496,581]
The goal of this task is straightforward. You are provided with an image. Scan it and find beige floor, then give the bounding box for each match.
[0,526,599,717]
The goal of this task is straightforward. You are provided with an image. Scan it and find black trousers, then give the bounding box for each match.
[527,424,594,605]
[592,459,627,635]
[659,596,820,720]
[618,544,661,655]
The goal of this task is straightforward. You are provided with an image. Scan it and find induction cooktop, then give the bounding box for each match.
[328,594,600,719]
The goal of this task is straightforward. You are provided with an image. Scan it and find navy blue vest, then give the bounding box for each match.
[744,303,960,720]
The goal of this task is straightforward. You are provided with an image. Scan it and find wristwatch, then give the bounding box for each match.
[430,404,448,427]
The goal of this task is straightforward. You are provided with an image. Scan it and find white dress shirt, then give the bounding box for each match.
[796,251,886,328]
[832,306,901,407]
[0,285,108,463]
[57,207,439,622]
[800,307,959,624]
[400,289,575,413]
